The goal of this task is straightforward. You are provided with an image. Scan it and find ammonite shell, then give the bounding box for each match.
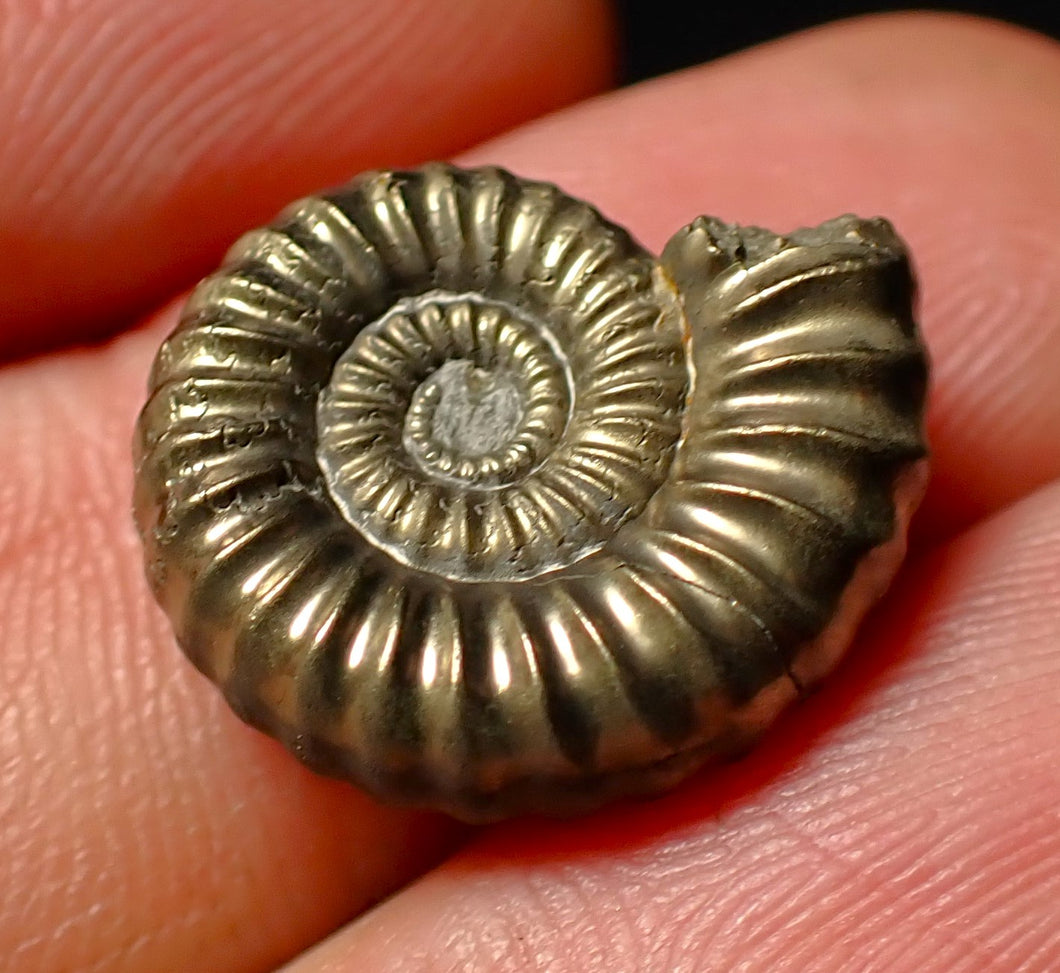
[133,164,929,820]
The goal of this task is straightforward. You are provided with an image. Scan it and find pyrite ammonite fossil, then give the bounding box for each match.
[134,163,929,820]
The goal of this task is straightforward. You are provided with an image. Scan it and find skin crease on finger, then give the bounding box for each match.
[0,10,1058,973]
[0,0,615,359]
[276,12,1060,973]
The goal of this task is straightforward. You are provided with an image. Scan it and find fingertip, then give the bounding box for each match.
[0,0,615,358]
[460,11,1060,540]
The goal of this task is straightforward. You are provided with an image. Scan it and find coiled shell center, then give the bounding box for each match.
[316,290,685,582]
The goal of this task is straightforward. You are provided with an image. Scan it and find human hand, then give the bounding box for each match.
[2,5,1058,971]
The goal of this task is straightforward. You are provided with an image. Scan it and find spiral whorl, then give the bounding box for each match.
[134,165,928,819]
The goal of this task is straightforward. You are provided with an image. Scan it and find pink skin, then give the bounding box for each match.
[0,0,614,357]
[1,7,1059,972]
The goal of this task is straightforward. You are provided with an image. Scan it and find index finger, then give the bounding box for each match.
[0,0,613,358]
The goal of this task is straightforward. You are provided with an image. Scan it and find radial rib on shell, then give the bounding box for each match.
[133,164,929,820]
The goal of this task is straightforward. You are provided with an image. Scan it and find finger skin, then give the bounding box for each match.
[458,12,1060,542]
[284,448,1060,973]
[305,478,1060,973]
[0,315,467,973]
[271,13,1060,972]
[4,11,1060,973]
[0,0,614,358]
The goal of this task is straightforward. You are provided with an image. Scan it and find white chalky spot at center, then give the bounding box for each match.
[425,360,525,458]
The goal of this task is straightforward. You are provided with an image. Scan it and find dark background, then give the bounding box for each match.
[615,1,1060,81]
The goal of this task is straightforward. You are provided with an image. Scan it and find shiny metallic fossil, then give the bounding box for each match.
[133,164,929,820]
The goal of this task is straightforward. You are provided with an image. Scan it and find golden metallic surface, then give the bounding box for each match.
[133,164,929,820]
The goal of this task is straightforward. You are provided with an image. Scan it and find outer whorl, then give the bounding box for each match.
[133,164,929,820]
